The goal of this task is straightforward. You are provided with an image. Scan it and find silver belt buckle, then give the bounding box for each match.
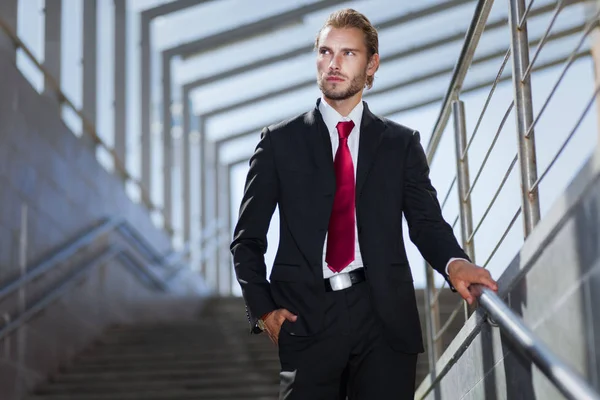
[329,273,352,291]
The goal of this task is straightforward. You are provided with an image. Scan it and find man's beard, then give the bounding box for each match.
[318,70,367,101]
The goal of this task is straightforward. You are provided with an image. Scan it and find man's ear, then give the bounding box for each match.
[367,53,380,76]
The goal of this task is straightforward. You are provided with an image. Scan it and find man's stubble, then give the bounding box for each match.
[318,68,367,101]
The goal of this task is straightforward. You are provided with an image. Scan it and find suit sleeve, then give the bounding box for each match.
[230,127,279,332]
[402,131,470,290]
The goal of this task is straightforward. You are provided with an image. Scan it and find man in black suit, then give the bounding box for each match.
[231,8,498,399]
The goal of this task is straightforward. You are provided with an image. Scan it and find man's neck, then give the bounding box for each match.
[322,93,363,117]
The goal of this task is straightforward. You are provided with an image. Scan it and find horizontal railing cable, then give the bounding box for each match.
[463,48,512,158]
[468,153,519,243]
[519,0,537,28]
[434,299,466,341]
[530,82,600,192]
[525,17,599,138]
[441,177,458,210]
[482,207,522,269]
[464,102,515,200]
[521,0,567,80]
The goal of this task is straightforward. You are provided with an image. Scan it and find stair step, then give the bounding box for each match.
[26,385,279,400]
[52,366,280,382]
[38,375,279,394]
[82,344,275,357]
[68,354,278,370]
[64,363,277,375]
[75,348,276,363]
[73,351,278,364]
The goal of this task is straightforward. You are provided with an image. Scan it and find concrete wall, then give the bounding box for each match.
[415,148,600,399]
[0,48,206,399]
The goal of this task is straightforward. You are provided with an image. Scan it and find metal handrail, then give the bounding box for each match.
[0,217,188,307]
[419,285,600,400]
[471,285,600,400]
[0,212,205,341]
[0,244,173,342]
[0,15,173,235]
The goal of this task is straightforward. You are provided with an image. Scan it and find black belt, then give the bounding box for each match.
[324,268,366,292]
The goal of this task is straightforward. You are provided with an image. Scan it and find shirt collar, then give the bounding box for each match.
[318,96,364,137]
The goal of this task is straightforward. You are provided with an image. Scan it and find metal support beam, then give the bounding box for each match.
[204,138,217,291]
[140,15,152,205]
[0,0,18,61]
[43,0,62,100]
[162,56,173,230]
[144,0,215,19]
[82,0,97,126]
[114,0,127,168]
[508,0,541,237]
[225,163,233,296]
[199,117,210,282]
[215,155,223,295]
[215,161,232,295]
[182,98,192,244]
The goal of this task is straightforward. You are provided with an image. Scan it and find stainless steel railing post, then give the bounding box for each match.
[508,0,542,236]
[452,100,476,321]
[424,262,442,366]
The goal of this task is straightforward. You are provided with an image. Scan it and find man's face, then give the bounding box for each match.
[316,26,376,101]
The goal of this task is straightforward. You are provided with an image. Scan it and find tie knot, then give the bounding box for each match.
[336,120,355,140]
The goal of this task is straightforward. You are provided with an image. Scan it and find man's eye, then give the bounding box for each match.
[320,49,329,54]
[345,51,354,56]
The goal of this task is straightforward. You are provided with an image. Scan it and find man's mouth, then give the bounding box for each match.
[326,76,344,82]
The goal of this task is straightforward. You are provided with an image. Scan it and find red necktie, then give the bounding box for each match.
[326,120,356,273]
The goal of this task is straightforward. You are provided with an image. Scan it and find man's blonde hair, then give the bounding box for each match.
[315,8,379,89]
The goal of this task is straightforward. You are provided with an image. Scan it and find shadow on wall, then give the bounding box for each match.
[574,174,600,392]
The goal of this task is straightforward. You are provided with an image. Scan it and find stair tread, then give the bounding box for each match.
[38,375,279,394]
[53,366,280,381]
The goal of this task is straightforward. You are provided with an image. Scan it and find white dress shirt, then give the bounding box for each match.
[319,97,364,279]
[318,97,464,279]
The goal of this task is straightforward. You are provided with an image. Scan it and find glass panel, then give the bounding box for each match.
[16,0,45,92]
[97,0,115,148]
[125,0,142,180]
[60,0,83,109]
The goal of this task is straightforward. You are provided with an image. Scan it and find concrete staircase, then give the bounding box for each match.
[26,298,279,400]
[26,291,462,399]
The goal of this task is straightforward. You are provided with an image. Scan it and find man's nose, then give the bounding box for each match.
[329,54,341,71]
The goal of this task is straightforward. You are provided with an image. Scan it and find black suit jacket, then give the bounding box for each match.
[230,100,469,353]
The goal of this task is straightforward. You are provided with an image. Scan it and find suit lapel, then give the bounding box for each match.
[304,100,335,186]
[356,102,386,200]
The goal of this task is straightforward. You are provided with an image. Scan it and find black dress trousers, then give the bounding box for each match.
[277,277,418,400]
